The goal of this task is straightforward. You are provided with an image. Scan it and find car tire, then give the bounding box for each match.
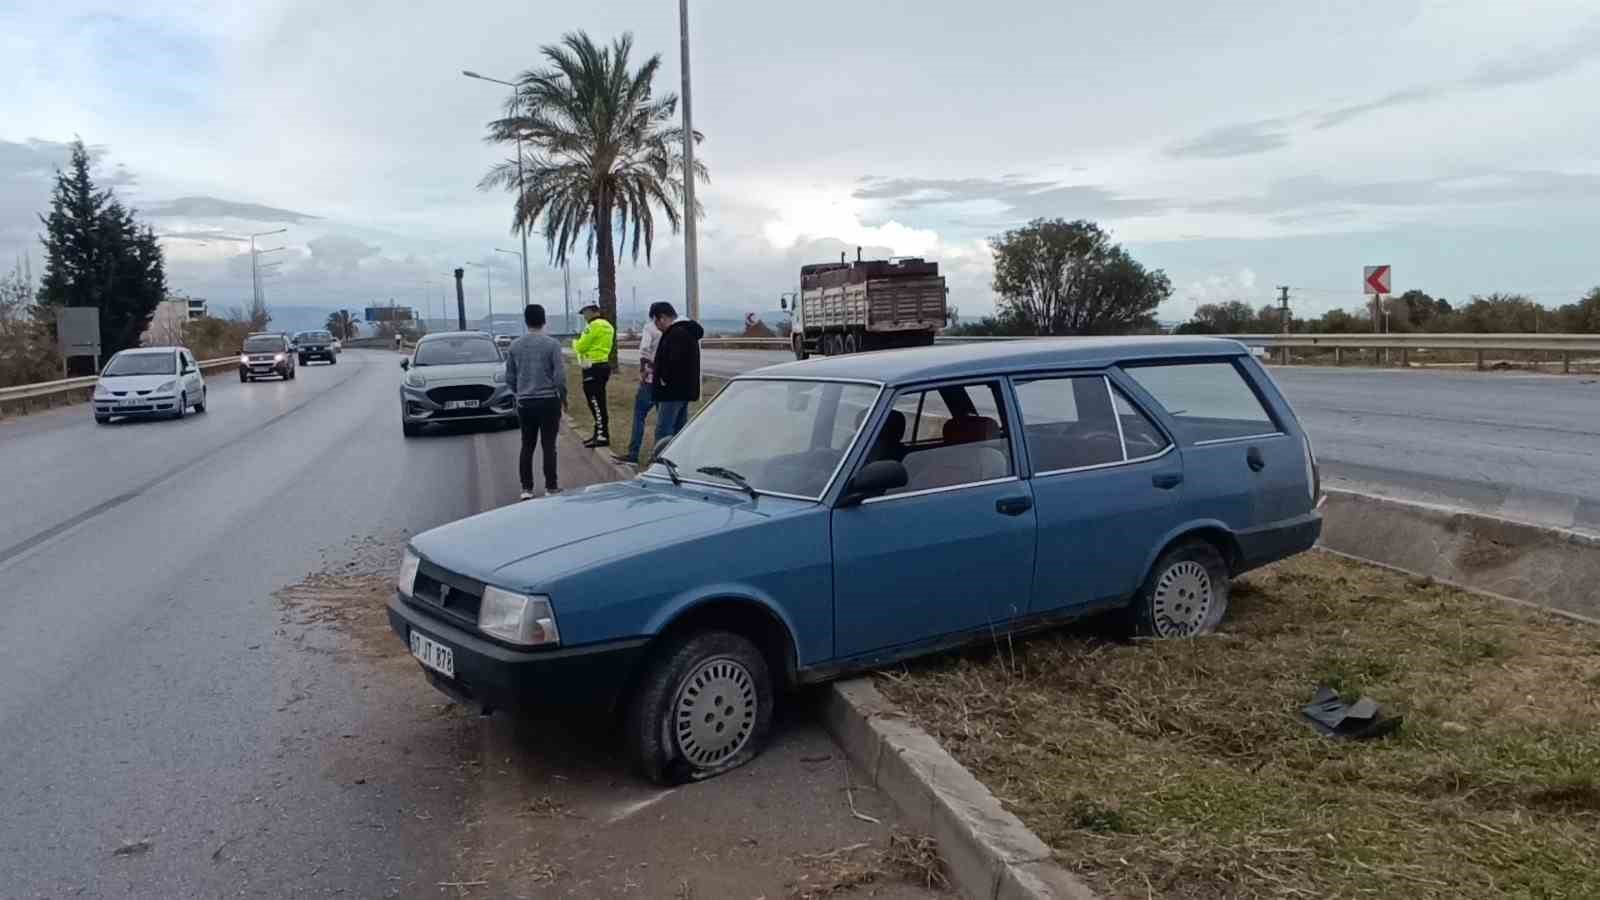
[298,355,307,366]
[843,333,859,354]
[625,630,774,786]
[792,335,808,360]
[331,355,338,365]
[240,371,249,383]
[174,392,187,420]
[94,414,110,425]
[1130,539,1230,638]
[194,388,206,413]
[402,421,421,438]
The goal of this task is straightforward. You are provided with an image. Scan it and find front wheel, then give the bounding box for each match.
[94,415,110,425]
[1131,539,1230,638]
[402,420,421,438]
[173,392,187,420]
[626,631,774,785]
[194,388,206,413]
[239,371,249,383]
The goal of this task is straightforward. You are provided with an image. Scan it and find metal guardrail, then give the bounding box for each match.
[0,356,239,409]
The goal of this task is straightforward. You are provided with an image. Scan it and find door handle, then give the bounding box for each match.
[1152,473,1183,490]
[1247,446,1265,472]
[995,496,1033,516]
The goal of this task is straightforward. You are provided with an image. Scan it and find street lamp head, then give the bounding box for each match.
[462,70,481,79]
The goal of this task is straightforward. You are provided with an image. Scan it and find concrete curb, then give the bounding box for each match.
[821,679,1099,900]
[561,411,638,481]
[1319,488,1600,623]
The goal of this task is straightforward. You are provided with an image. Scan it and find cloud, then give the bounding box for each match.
[144,196,319,223]
[1180,268,1260,305]
[1165,120,1291,159]
[853,175,1169,223]
[304,234,380,273]
[1196,170,1600,217]
[0,138,139,249]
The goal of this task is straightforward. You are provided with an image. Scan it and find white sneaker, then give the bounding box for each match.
[519,490,535,501]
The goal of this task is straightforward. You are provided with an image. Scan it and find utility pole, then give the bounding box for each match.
[562,263,572,336]
[678,0,700,320]
[1276,285,1291,365]
[453,268,467,331]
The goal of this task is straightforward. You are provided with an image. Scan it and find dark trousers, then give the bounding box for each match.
[517,397,561,491]
[654,399,689,446]
[581,363,611,440]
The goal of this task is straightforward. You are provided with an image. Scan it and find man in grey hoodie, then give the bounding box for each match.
[503,304,568,499]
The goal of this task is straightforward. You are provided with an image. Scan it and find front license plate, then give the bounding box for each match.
[118,399,141,408]
[444,400,480,410]
[409,631,455,678]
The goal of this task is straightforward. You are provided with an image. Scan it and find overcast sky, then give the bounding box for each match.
[2,0,1598,325]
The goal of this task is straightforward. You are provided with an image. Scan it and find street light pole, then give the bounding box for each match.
[467,261,493,332]
[678,0,700,321]
[464,70,532,310]
[247,228,286,321]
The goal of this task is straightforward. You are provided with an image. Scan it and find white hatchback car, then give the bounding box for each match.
[92,346,208,424]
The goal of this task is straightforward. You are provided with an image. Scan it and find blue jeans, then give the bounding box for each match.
[623,382,655,460]
[655,400,689,448]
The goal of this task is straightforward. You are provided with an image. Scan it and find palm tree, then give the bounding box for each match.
[479,31,706,337]
[325,309,359,340]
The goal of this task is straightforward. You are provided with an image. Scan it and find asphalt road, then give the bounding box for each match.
[0,350,931,899]
[658,348,1600,535]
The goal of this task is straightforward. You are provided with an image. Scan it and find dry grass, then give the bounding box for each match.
[786,832,949,899]
[878,551,1600,900]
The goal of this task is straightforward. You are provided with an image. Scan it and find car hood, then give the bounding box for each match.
[411,480,794,589]
[409,361,503,384]
[97,373,178,392]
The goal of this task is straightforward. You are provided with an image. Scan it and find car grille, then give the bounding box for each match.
[427,385,495,405]
[249,355,276,363]
[410,561,484,626]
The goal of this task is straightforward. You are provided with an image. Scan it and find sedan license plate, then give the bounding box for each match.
[444,400,480,410]
[118,399,141,408]
[409,631,455,677]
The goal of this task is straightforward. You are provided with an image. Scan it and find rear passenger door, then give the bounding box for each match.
[1119,357,1303,538]
[1012,374,1182,617]
[830,380,1036,659]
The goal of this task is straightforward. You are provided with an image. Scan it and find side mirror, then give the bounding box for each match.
[399,359,410,371]
[780,298,788,311]
[839,460,908,507]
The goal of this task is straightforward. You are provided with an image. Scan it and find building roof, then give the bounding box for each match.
[744,337,1249,385]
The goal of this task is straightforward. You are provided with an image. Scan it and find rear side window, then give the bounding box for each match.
[1123,361,1277,443]
[1013,376,1173,472]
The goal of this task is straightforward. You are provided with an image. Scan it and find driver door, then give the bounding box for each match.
[830,380,1036,661]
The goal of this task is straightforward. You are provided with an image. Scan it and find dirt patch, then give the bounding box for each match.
[879,551,1600,900]
[275,532,410,667]
[787,832,949,899]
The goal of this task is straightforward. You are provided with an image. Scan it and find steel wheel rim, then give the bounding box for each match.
[673,656,758,768]
[1151,560,1213,637]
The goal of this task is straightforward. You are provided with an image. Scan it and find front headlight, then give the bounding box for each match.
[274,353,285,362]
[406,372,426,388]
[492,370,507,384]
[94,382,109,397]
[238,354,250,364]
[156,380,177,394]
[397,549,421,597]
[478,588,560,647]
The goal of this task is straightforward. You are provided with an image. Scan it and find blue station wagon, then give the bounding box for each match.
[389,338,1322,783]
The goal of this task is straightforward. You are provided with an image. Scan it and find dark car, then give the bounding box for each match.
[239,333,296,382]
[293,330,340,365]
[391,337,1323,784]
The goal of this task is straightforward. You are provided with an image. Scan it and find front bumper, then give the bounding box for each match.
[94,395,178,417]
[298,347,336,360]
[240,362,290,378]
[388,593,648,714]
[399,383,516,424]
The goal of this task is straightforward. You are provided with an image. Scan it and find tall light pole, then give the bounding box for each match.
[467,261,493,332]
[678,0,700,320]
[494,248,524,324]
[247,227,286,318]
[463,70,532,310]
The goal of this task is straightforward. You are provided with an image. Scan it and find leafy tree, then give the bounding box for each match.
[1455,293,1540,332]
[480,32,706,353]
[0,262,61,386]
[325,309,361,340]
[1554,288,1600,334]
[946,308,1037,336]
[36,141,166,371]
[989,219,1169,335]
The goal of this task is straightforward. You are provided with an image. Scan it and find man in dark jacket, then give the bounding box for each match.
[650,302,703,447]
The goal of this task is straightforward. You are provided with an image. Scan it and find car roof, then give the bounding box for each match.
[418,330,493,342]
[745,337,1250,386]
[118,346,180,355]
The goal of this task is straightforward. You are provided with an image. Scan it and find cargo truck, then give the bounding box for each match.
[783,252,948,359]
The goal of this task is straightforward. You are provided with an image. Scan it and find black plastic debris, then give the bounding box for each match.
[1301,685,1402,740]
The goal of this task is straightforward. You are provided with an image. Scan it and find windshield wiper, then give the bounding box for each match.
[697,466,759,500]
[655,455,682,486]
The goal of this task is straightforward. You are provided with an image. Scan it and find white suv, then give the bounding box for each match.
[93,347,208,424]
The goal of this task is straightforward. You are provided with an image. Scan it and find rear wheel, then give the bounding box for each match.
[626,630,774,785]
[843,333,859,354]
[1131,539,1230,638]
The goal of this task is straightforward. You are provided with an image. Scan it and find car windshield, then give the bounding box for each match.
[648,379,880,499]
[299,331,332,342]
[413,337,501,366]
[102,352,175,376]
[243,336,283,352]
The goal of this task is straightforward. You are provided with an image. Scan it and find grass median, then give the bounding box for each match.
[877,551,1600,900]
[563,360,724,463]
